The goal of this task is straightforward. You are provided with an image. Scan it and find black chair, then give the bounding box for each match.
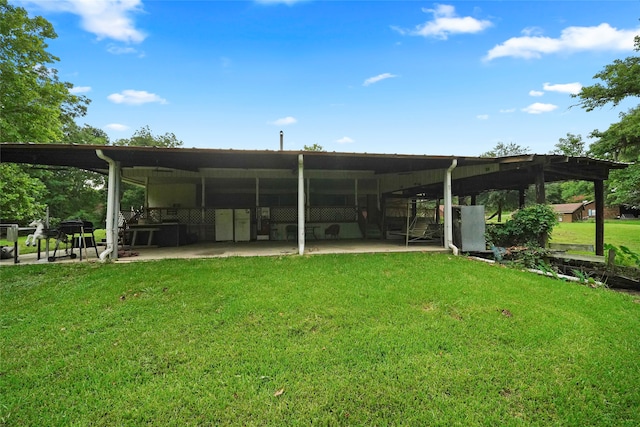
[285,224,297,241]
[324,224,340,239]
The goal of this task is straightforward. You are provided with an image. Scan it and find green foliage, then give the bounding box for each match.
[589,107,640,162]
[2,254,640,425]
[573,35,640,112]
[479,141,530,158]
[120,185,145,211]
[605,243,640,268]
[303,143,324,151]
[0,0,89,142]
[606,163,640,206]
[486,204,558,248]
[0,163,46,221]
[64,121,110,145]
[551,132,586,157]
[113,125,183,148]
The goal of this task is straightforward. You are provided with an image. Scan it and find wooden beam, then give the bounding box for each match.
[535,165,546,204]
[595,179,604,256]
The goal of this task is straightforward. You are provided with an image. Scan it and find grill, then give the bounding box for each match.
[48,220,99,262]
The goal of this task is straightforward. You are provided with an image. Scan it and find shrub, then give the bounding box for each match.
[486,204,558,248]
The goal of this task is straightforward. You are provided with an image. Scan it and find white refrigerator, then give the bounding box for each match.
[215,209,233,241]
[234,209,251,242]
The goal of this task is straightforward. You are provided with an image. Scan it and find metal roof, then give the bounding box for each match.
[1,143,627,196]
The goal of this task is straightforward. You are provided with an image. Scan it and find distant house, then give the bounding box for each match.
[552,202,594,222]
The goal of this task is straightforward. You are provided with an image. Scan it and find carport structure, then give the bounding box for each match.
[1,143,626,260]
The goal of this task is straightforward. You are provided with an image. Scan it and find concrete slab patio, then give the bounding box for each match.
[1,240,449,266]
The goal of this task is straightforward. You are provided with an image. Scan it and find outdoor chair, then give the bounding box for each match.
[285,224,297,241]
[389,216,442,245]
[324,224,340,239]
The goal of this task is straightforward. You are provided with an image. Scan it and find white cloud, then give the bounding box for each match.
[336,136,354,144]
[270,116,297,126]
[107,44,140,55]
[500,108,516,113]
[107,89,168,105]
[69,86,91,94]
[529,90,544,97]
[20,0,146,43]
[476,114,489,120]
[522,103,558,114]
[393,4,492,39]
[104,123,129,131]
[363,73,397,86]
[485,23,637,61]
[543,82,582,95]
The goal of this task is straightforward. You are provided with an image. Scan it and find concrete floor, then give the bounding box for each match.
[1,239,449,266]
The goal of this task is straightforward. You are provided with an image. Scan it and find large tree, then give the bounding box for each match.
[0,1,91,222]
[573,34,640,206]
[0,0,89,142]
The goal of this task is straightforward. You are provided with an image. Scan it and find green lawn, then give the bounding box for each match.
[552,220,640,254]
[1,253,639,425]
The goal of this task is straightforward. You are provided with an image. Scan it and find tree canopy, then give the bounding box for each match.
[574,33,640,206]
[113,125,183,148]
[479,142,530,158]
[0,0,89,143]
[303,144,324,151]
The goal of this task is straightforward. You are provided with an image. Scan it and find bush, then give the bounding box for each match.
[486,204,558,248]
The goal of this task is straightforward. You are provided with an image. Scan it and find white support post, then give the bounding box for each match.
[96,150,121,261]
[444,159,458,255]
[298,154,305,255]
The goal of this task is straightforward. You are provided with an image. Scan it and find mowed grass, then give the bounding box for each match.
[1,253,639,426]
[552,220,640,254]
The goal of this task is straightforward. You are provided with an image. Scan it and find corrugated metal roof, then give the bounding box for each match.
[0,143,627,197]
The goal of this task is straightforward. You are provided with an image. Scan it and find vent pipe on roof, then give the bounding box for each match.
[280,130,284,151]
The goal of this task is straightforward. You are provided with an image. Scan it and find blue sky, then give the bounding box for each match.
[15,0,640,156]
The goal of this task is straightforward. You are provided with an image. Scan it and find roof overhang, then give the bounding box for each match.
[1,143,627,197]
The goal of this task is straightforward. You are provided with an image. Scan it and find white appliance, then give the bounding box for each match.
[215,209,233,241]
[234,209,251,242]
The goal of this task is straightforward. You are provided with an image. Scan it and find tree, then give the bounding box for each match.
[551,133,586,157]
[573,34,640,206]
[0,1,90,222]
[479,142,530,158]
[113,125,183,148]
[0,163,46,222]
[573,33,640,160]
[0,0,89,143]
[573,36,640,113]
[303,144,324,151]
[606,166,640,206]
[588,108,640,162]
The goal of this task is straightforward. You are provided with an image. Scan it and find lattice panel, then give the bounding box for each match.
[271,207,296,222]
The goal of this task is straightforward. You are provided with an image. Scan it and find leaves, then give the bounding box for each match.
[0,1,89,143]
